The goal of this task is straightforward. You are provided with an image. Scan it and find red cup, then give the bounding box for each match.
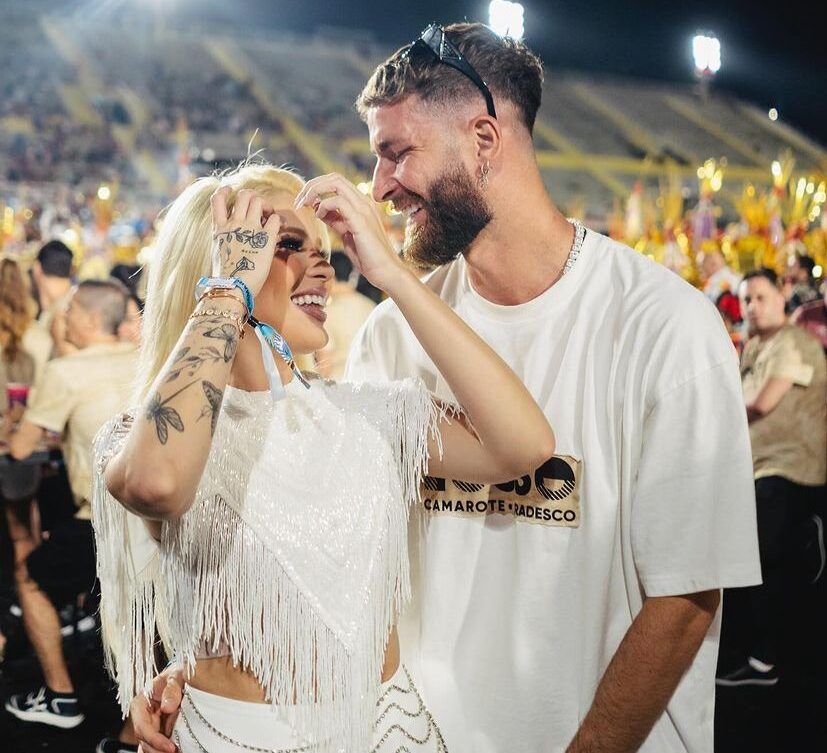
[7,382,30,408]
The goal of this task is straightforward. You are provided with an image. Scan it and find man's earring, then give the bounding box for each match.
[479,162,491,188]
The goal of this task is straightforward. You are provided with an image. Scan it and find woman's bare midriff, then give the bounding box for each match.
[187,627,401,702]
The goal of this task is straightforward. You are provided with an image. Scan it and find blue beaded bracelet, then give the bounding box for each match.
[195,276,254,315]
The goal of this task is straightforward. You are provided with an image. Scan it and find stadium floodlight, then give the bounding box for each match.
[768,108,779,121]
[489,1,525,40]
[692,33,721,77]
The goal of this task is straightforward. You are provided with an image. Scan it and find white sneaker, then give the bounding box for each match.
[4,686,85,729]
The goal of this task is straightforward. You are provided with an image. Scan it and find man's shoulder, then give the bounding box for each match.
[22,322,52,346]
[780,323,827,360]
[60,342,136,362]
[589,232,718,326]
[49,343,136,380]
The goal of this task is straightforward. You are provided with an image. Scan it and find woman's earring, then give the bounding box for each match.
[479,162,491,188]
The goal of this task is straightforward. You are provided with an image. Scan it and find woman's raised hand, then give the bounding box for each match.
[294,174,407,293]
[210,187,281,298]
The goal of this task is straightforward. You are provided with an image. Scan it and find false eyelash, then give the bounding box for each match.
[278,237,304,252]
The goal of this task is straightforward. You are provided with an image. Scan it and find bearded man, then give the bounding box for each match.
[344,23,761,753]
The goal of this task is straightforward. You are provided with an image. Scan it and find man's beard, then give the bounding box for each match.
[401,163,493,269]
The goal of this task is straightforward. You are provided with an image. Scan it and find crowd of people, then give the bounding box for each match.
[0,18,824,753]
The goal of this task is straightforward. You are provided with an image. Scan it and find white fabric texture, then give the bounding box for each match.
[92,376,444,753]
[345,229,762,753]
[173,664,448,753]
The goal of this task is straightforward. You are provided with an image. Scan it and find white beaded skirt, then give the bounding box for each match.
[172,665,447,753]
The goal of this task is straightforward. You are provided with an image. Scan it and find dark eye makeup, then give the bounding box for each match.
[277,236,304,253]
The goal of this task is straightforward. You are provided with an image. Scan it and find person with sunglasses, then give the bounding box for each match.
[133,22,761,753]
[347,22,759,753]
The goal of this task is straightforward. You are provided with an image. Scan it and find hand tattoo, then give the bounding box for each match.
[214,228,268,249]
[230,256,255,277]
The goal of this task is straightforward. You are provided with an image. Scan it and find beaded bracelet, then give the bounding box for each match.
[190,307,246,338]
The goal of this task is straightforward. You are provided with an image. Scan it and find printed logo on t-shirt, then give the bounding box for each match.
[421,455,582,527]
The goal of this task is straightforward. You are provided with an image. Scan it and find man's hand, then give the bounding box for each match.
[132,668,185,753]
[294,174,406,293]
[49,308,77,357]
[9,420,45,461]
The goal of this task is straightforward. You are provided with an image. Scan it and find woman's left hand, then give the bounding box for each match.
[294,174,407,293]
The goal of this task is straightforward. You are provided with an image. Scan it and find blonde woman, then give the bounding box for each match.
[92,164,554,753]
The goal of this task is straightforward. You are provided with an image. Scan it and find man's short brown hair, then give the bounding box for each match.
[75,278,129,335]
[357,23,544,134]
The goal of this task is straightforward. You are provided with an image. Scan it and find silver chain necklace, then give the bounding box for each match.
[562,218,586,277]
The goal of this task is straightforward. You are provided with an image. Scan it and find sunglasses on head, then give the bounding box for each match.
[402,23,497,119]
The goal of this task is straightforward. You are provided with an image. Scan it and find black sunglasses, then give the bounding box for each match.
[402,24,497,119]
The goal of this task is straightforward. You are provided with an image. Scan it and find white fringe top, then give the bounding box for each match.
[91,377,444,753]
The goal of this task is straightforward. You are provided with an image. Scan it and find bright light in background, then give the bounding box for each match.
[489,1,525,40]
[692,33,721,75]
[768,108,778,121]
[97,185,111,201]
[137,245,156,266]
[814,265,823,277]
[61,228,80,250]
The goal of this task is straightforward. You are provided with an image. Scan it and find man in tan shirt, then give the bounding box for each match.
[3,279,136,729]
[717,268,826,688]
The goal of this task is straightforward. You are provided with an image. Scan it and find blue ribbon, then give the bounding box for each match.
[248,315,310,394]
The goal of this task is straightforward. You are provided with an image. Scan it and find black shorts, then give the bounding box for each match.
[25,517,97,607]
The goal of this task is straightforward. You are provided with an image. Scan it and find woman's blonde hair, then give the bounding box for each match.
[0,258,34,363]
[133,163,330,404]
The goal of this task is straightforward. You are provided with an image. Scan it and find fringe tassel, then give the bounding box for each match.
[91,378,449,749]
[91,413,161,715]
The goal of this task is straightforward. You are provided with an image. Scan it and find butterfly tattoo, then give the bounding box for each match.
[204,323,239,362]
[199,381,223,437]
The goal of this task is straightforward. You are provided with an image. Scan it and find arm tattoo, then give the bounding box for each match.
[203,323,239,362]
[166,344,224,382]
[145,379,199,444]
[198,381,224,437]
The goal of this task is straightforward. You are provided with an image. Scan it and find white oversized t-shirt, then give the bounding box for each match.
[345,229,761,753]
